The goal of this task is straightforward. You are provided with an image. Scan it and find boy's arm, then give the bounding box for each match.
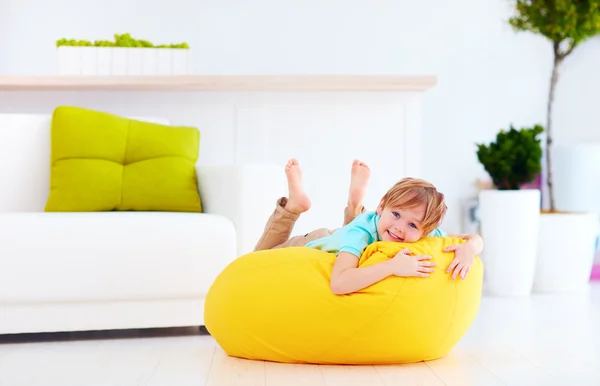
[444,233,484,280]
[330,252,394,295]
[329,226,394,295]
[446,233,484,254]
[330,249,435,295]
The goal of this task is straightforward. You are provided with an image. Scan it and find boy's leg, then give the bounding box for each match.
[344,205,366,226]
[254,197,301,251]
[273,228,333,249]
[254,159,311,251]
[343,160,371,226]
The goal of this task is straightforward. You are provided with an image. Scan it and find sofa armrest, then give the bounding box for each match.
[196,164,286,256]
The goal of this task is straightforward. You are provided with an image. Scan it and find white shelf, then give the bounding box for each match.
[0,75,437,91]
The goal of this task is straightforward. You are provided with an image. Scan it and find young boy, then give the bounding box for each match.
[255,159,483,295]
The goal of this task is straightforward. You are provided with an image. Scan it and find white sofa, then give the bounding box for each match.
[0,113,285,335]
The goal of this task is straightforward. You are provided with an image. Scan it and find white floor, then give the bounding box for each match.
[1,284,599,386]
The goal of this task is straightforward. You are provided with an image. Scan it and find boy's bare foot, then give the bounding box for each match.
[284,159,311,214]
[348,160,370,215]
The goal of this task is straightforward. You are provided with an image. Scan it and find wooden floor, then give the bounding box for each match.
[1,284,599,386]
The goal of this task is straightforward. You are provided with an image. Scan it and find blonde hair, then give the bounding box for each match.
[380,178,447,235]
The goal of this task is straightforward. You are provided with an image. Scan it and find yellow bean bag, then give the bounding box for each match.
[204,237,483,365]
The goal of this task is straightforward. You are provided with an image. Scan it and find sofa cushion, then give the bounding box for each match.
[45,106,202,212]
[0,212,235,303]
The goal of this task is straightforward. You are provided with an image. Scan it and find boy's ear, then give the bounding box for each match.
[376,199,384,215]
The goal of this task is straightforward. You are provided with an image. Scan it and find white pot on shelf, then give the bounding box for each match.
[156,49,172,75]
[56,47,81,75]
[96,48,112,75]
[534,212,598,293]
[478,189,541,296]
[171,49,191,75]
[79,47,97,75]
[56,47,192,76]
[110,47,128,76]
[57,47,98,75]
[141,48,159,75]
[127,48,143,75]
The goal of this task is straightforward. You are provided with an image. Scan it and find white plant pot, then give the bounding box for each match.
[478,189,541,296]
[127,49,143,75]
[56,47,192,76]
[79,47,97,75]
[141,48,158,75]
[57,47,81,75]
[554,144,600,214]
[534,212,599,293]
[171,49,191,74]
[96,48,112,75]
[111,48,128,75]
[156,49,172,75]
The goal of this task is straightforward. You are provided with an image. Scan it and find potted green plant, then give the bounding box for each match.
[56,33,191,76]
[509,0,600,293]
[476,124,543,296]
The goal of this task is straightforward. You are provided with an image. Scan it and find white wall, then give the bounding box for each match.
[1,0,597,233]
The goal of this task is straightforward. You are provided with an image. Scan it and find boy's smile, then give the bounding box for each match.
[386,229,404,242]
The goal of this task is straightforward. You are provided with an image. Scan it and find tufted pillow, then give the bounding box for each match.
[45,106,202,212]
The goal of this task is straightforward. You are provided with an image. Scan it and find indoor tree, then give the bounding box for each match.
[508,0,600,211]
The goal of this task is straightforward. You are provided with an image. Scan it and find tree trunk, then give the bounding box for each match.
[546,50,561,212]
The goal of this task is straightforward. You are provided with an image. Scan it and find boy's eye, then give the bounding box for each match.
[409,223,417,229]
[392,211,400,218]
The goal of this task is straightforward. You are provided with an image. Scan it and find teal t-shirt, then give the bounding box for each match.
[304,211,446,258]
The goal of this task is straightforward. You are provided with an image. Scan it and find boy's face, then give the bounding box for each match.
[376,202,426,243]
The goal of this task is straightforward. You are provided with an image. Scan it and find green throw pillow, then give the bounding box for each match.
[45,106,202,212]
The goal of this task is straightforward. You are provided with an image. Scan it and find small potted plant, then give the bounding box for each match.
[509,0,600,293]
[476,124,543,296]
[56,33,191,76]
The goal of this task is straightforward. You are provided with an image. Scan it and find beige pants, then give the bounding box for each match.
[254,197,364,251]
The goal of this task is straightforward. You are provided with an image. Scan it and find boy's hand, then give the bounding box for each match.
[389,248,436,278]
[444,243,476,280]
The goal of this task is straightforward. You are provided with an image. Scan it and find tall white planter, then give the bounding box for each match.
[553,144,600,214]
[537,143,600,291]
[478,189,541,296]
[535,213,598,292]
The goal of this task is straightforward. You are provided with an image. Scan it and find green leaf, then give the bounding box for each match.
[508,0,600,57]
[476,124,544,190]
[56,33,190,49]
